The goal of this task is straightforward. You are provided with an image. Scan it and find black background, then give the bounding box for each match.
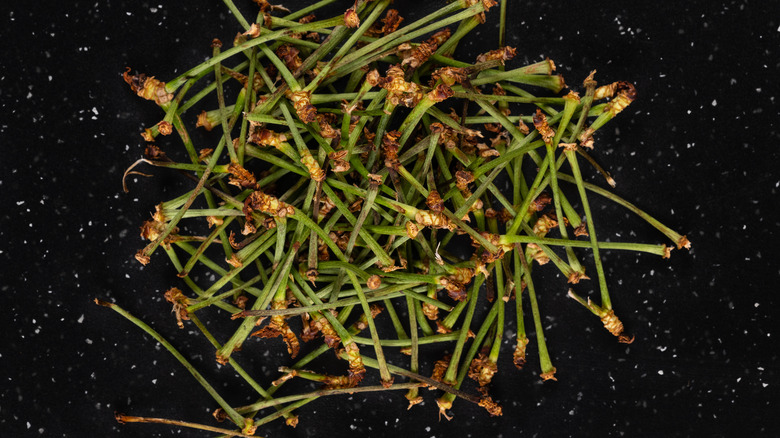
[1,0,778,436]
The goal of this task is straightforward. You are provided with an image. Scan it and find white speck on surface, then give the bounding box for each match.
[658,370,664,375]
[711,99,717,106]
[77,314,84,323]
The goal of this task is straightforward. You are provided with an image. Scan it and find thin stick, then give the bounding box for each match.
[114,413,259,438]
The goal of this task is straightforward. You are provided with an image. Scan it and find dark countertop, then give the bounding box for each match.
[1,1,778,436]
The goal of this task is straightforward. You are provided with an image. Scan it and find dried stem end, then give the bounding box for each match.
[163,287,190,329]
[540,368,558,381]
[513,337,529,369]
[478,395,503,416]
[600,309,635,344]
[123,68,173,106]
[468,352,498,387]
[436,397,453,421]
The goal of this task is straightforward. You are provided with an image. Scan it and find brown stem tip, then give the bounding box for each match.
[94,298,113,308]
[478,395,503,417]
[436,397,453,421]
[540,368,558,381]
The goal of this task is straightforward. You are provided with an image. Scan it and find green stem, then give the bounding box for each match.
[564,148,611,310]
[517,247,556,380]
[95,300,246,427]
[442,274,485,385]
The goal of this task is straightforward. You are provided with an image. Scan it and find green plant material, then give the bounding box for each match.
[106,0,691,434]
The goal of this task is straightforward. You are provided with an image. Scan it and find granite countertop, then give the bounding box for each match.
[1,1,777,436]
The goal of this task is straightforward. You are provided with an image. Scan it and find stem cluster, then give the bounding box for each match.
[105,0,690,435]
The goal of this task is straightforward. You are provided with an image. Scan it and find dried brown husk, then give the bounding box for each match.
[377,65,423,107]
[248,124,287,148]
[276,44,303,71]
[476,46,517,64]
[163,287,190,329]
[251,305,301,359]
[402,28,451,69]
[286,90,318,123]
[123,68,173,106]
[532,109,555,145]
[366,9,403,37]
[244,190,295,224]
[227,162,257,189]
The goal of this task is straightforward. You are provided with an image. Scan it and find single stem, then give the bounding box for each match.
[513,248,528,368]
[404,291,420,404]
[344,268,393,384]
[517,247,557,381]
[213,41,238,164]
[95,300,246,427]
[442,274,485,385]
[557,174,689,249]
[114,414,257,438]
[235,383,424,415]
[564,147,611,310]
[499,235,670,257]
[436,15,479,57]
[548,96,582,275]
[499,0,507,47]
[352,331,462,347]
[488,261,506,363]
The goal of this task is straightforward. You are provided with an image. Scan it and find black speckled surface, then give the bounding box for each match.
[1,1,778,436]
